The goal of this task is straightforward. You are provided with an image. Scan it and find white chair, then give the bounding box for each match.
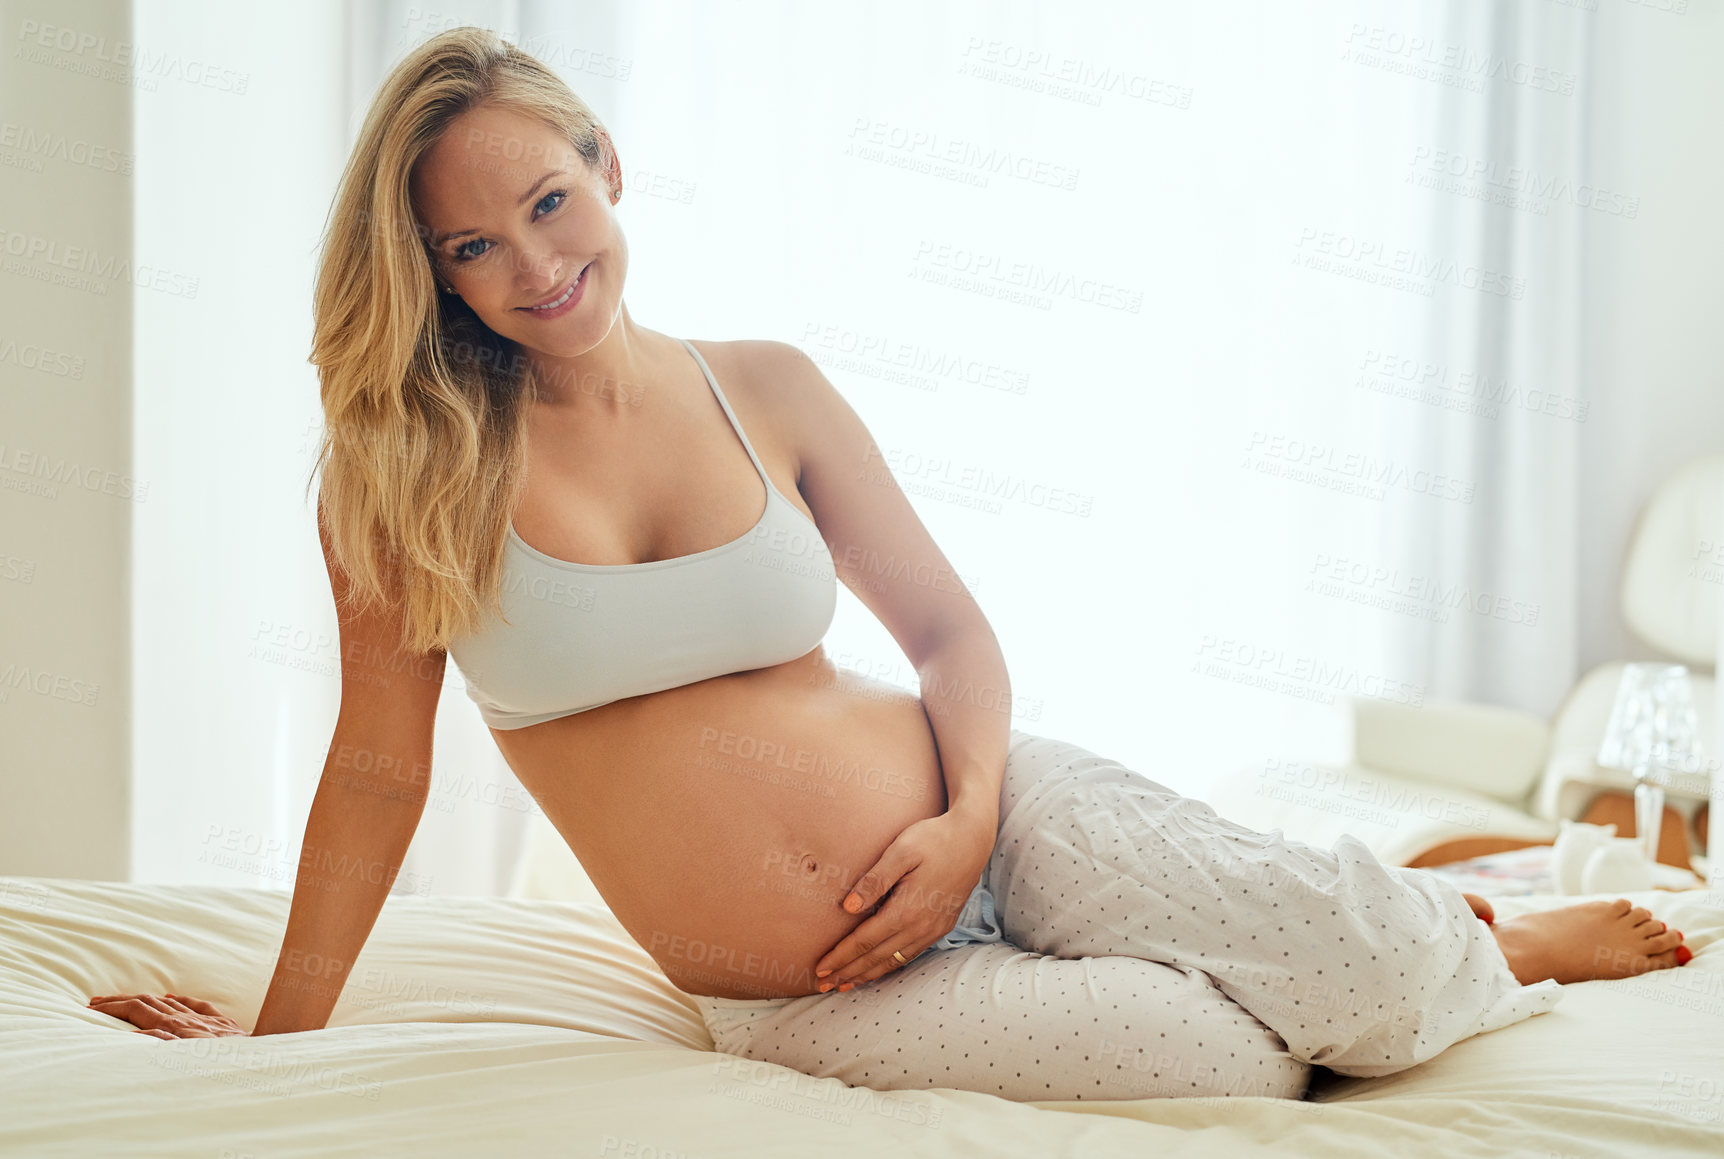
[1203,454,1722,870]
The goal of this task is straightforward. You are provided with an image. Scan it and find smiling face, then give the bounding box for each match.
[410,103,625,359]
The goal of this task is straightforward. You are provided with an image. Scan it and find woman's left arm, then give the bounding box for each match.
[740,341,1013,989]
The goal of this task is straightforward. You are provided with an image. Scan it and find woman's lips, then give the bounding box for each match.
[518,264,589,319]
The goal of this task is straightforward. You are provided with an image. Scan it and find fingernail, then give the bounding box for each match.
[843,895,862,913]
[817,982,832,993]
[815,969,830,978]
[1675,945,1693,966]
[838,982,854,992]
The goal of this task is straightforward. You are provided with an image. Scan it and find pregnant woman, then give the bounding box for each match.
[92,28,1690,1102]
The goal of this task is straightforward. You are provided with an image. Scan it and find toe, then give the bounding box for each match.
[1641,920,1669,939]
[1627,906,1653,927]
[1605,898,1634,917]
[1644,928,1684,955]
[1618,948,1679,977]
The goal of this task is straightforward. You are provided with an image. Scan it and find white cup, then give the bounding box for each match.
[1551,819,1617,895]
[1580,837,1655,895]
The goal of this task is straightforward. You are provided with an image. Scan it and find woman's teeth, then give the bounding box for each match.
[527,268,583,310]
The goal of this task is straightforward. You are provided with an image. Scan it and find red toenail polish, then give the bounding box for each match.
[1675,945,1693,966]
[1478,913,1494,925]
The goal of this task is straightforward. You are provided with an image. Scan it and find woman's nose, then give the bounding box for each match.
[515,248,564,289]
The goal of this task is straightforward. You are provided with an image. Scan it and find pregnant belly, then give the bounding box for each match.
[491,647,959,998]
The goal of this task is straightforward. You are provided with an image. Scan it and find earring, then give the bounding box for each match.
[440,284,457,294]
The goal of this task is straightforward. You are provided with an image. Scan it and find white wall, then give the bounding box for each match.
[0,0,133,878]
[1577,1,1724,672]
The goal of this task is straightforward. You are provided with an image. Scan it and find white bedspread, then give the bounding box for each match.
[2,876,1720,1158]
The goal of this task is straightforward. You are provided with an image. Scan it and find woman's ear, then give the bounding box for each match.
[593,125,623,203]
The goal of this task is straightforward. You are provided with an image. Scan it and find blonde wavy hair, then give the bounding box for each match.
[305,26,618,655]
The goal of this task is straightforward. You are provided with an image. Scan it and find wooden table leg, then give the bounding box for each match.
[1578,791,1693,871]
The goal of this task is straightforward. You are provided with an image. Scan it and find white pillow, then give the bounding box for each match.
[1348,696,1550,804]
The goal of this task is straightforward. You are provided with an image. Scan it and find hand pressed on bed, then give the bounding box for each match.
[86,992,247,1040]
[814,807,994,992]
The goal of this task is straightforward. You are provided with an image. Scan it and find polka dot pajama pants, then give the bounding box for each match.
[692,730,1562,1103]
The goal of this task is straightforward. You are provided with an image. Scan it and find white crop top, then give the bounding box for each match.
[446,339,837,730]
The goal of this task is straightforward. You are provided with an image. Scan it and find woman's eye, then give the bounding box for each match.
[446,192,563,265]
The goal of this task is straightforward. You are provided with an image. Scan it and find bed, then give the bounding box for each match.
[2,875,1720,1157]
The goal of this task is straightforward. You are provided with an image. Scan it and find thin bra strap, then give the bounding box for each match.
[678,337,772,489]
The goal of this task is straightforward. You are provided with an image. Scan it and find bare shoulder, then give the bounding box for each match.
[687,337,821,406]
[685,337,836,468]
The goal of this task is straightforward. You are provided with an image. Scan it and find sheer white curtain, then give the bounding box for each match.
[357,0,1604,893]
[130,0,539,897]
[1379,2,1591,715]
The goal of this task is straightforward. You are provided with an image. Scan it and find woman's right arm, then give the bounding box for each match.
[248,505,448,1036]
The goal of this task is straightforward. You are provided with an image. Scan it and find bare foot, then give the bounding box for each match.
[1490,898,1688,985]
[1461,893,1495,925]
